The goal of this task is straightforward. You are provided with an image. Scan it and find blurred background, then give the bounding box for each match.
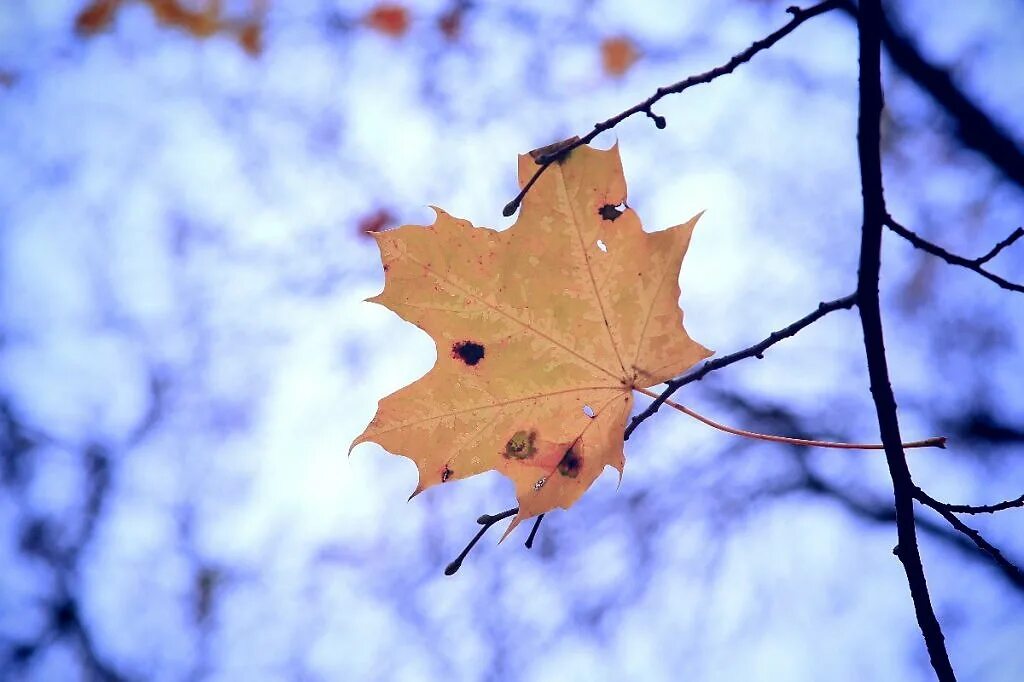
[1,1,1022,680]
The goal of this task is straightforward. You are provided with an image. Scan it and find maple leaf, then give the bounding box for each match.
[351,144,710,535]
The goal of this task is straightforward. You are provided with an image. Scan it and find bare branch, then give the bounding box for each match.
[913,488,1024,589]
[712,387,1024,595]
[525,514,545,549]
[836,1,1024,189]
[624,293,857,440]
[503,0,842,216]
[938,494,1024,515]
[886,217,1024,293]
[445,507,519,575]
[975,227,1024,265]
[855,2,956,678]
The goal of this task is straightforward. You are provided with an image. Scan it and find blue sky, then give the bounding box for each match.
[1,1,1022,680]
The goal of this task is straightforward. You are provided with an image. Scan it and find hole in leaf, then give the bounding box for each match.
[582,404,596,418]
[599,204,624,221]
[452,340,485,365]
[596,240,607,253]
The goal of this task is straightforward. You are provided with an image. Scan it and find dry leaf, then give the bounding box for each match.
[438,6,463,41]
[238,21,263,56]
[357,208,398,239]
[601,36,639,78]
[75,0,265,55]
[75,0,121,34]
[365,3,410,38]
[351,144,709,534]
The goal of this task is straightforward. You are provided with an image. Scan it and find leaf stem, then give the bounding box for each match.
[634,387,946,450]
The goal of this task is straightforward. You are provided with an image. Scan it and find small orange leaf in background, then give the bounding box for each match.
[74,0,266,57]
[75,0,121,35]
[357,208,397,238]
[364,3,410,38]
[351,144,710,535]
[601,36,639,78]
[238,22,263,56]
[438,6,463,41]
[150,0,219,37]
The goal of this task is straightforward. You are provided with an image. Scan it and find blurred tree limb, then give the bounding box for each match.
[838,0,1024,189]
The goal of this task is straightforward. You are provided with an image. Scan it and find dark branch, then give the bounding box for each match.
[469,290,855,563]
[855,2,956,679]
[885,217,1024,293]
[913,488,1024,589]
[525,514,545,549]
[712,387,1024,594]
[624,293,857,440]
[837,1,1024,189]
[503,0,841,216]
[445,507,518,575]
[975,227,1024,266]
[936,493,1024,515]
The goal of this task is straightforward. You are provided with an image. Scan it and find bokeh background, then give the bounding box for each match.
[1,1,1022,680]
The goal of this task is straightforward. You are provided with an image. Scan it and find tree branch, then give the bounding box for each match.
[837,1,1024,189]
[913,488,1024,589]
[975,228,1024,266]
[445,507,519,575]
[624,293,857,440]
[503,0,842,216]
[710,387,1024,594]
[455,293,858,569]
[855,2,956,679]
[885,217,1024,293]
[933,494,1024,515]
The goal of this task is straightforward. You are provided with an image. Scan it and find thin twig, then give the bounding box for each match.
[886,217,1024,293]
[635,387,946,450]
[625,293,857,440]
[445,507,518,575]
[856,1,956,678]
[525,514,545,549]
[913,489,1024,589]
[939,494,1024,515]
[503,0,841,216]
[974,227,1024,265]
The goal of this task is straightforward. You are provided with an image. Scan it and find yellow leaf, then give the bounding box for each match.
[351,144,710,535]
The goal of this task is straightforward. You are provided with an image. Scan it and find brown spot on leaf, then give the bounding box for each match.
[504,429,537,460]
[452,340,485,365]
[557,444,582,478]
[441,465,453,482]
